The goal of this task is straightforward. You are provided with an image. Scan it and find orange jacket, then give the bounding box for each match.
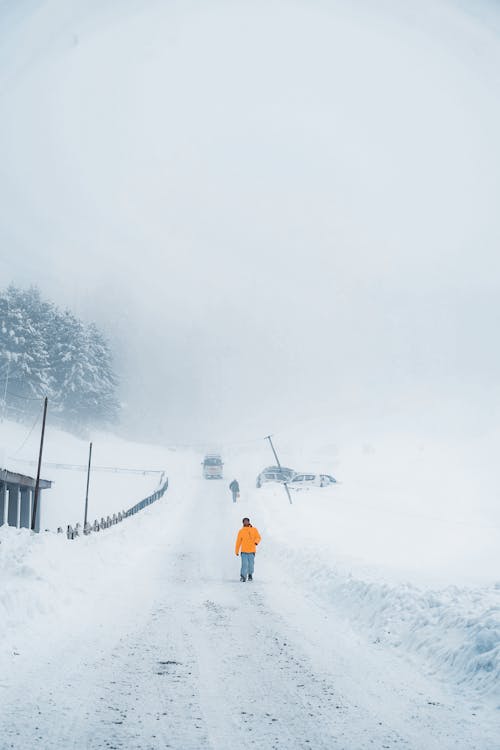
[235,525,261,554]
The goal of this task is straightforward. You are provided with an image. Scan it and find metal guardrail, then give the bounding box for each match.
[63,477,169,540]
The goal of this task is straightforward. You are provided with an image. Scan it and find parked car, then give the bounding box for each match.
[202,454,223,479]
[320,474,337,485]
[289,473,337,490]
[256,466,295,488]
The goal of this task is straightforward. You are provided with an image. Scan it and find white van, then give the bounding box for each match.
[202,454,223,479]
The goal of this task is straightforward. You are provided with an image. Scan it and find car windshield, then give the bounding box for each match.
[204,457,221,466]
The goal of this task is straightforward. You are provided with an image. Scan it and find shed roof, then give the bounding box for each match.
[0,468,52,490]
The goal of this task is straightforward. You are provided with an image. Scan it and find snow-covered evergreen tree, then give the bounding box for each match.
[85,324,120,425]
[0,285,120,429]
[50,316,119,428]
[49,310,88,420]
[0,286,52,418]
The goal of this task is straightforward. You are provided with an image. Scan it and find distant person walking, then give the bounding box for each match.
[229,478,240,503]
[235,517,261,582]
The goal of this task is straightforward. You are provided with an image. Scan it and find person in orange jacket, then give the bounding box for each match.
[235,517,261,582]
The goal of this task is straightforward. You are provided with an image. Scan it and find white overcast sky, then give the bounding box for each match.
[1,0,500,442]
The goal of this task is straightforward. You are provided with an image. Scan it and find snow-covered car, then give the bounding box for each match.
[202,454,223,479]
[256,466,295,488]
[289,473,336,490]
[321,474,337,485]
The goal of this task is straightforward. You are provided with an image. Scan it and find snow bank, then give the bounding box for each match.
[254,505,499,703]
[0,419,175,675]
[0,489,176,671]
[0,446,197,659]
[264,541,500,701]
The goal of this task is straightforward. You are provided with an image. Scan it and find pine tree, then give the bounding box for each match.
[0,286,51,418]
[0,284,121,429]
[85,324,120,425]
[49,309,86,419]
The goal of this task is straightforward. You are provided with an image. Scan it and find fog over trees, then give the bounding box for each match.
[0,285,119,430]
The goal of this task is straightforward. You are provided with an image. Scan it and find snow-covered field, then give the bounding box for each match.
[1,421,499,748]
[1,417,167,529]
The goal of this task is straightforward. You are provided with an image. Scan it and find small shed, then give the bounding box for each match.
[0,468,52,532]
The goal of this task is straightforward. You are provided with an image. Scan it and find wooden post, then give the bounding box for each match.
[15,485,21,528]
[7,486,17,526]
[28,488,33,530]
[0,479,7,525]
[31,397,48,532]
[19,487,30,528]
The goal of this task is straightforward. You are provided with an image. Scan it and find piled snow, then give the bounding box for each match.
[0,496,175,668]
[261,526,500,701]
[0,446,194,678]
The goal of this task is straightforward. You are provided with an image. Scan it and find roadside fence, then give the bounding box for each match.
[62,475,169,540]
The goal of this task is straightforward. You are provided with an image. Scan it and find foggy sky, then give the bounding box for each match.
[1,0,500,443]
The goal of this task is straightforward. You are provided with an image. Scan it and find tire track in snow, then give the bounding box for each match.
[180,577,411,749]
[170,481,410,749]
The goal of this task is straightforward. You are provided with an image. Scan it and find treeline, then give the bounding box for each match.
[0,285,119,429]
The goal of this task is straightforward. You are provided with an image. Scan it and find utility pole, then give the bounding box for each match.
[84,442,92,530]
[31,396,48,531]
[265,435,293,505]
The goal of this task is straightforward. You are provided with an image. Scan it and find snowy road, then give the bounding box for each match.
[1,468,496,750]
